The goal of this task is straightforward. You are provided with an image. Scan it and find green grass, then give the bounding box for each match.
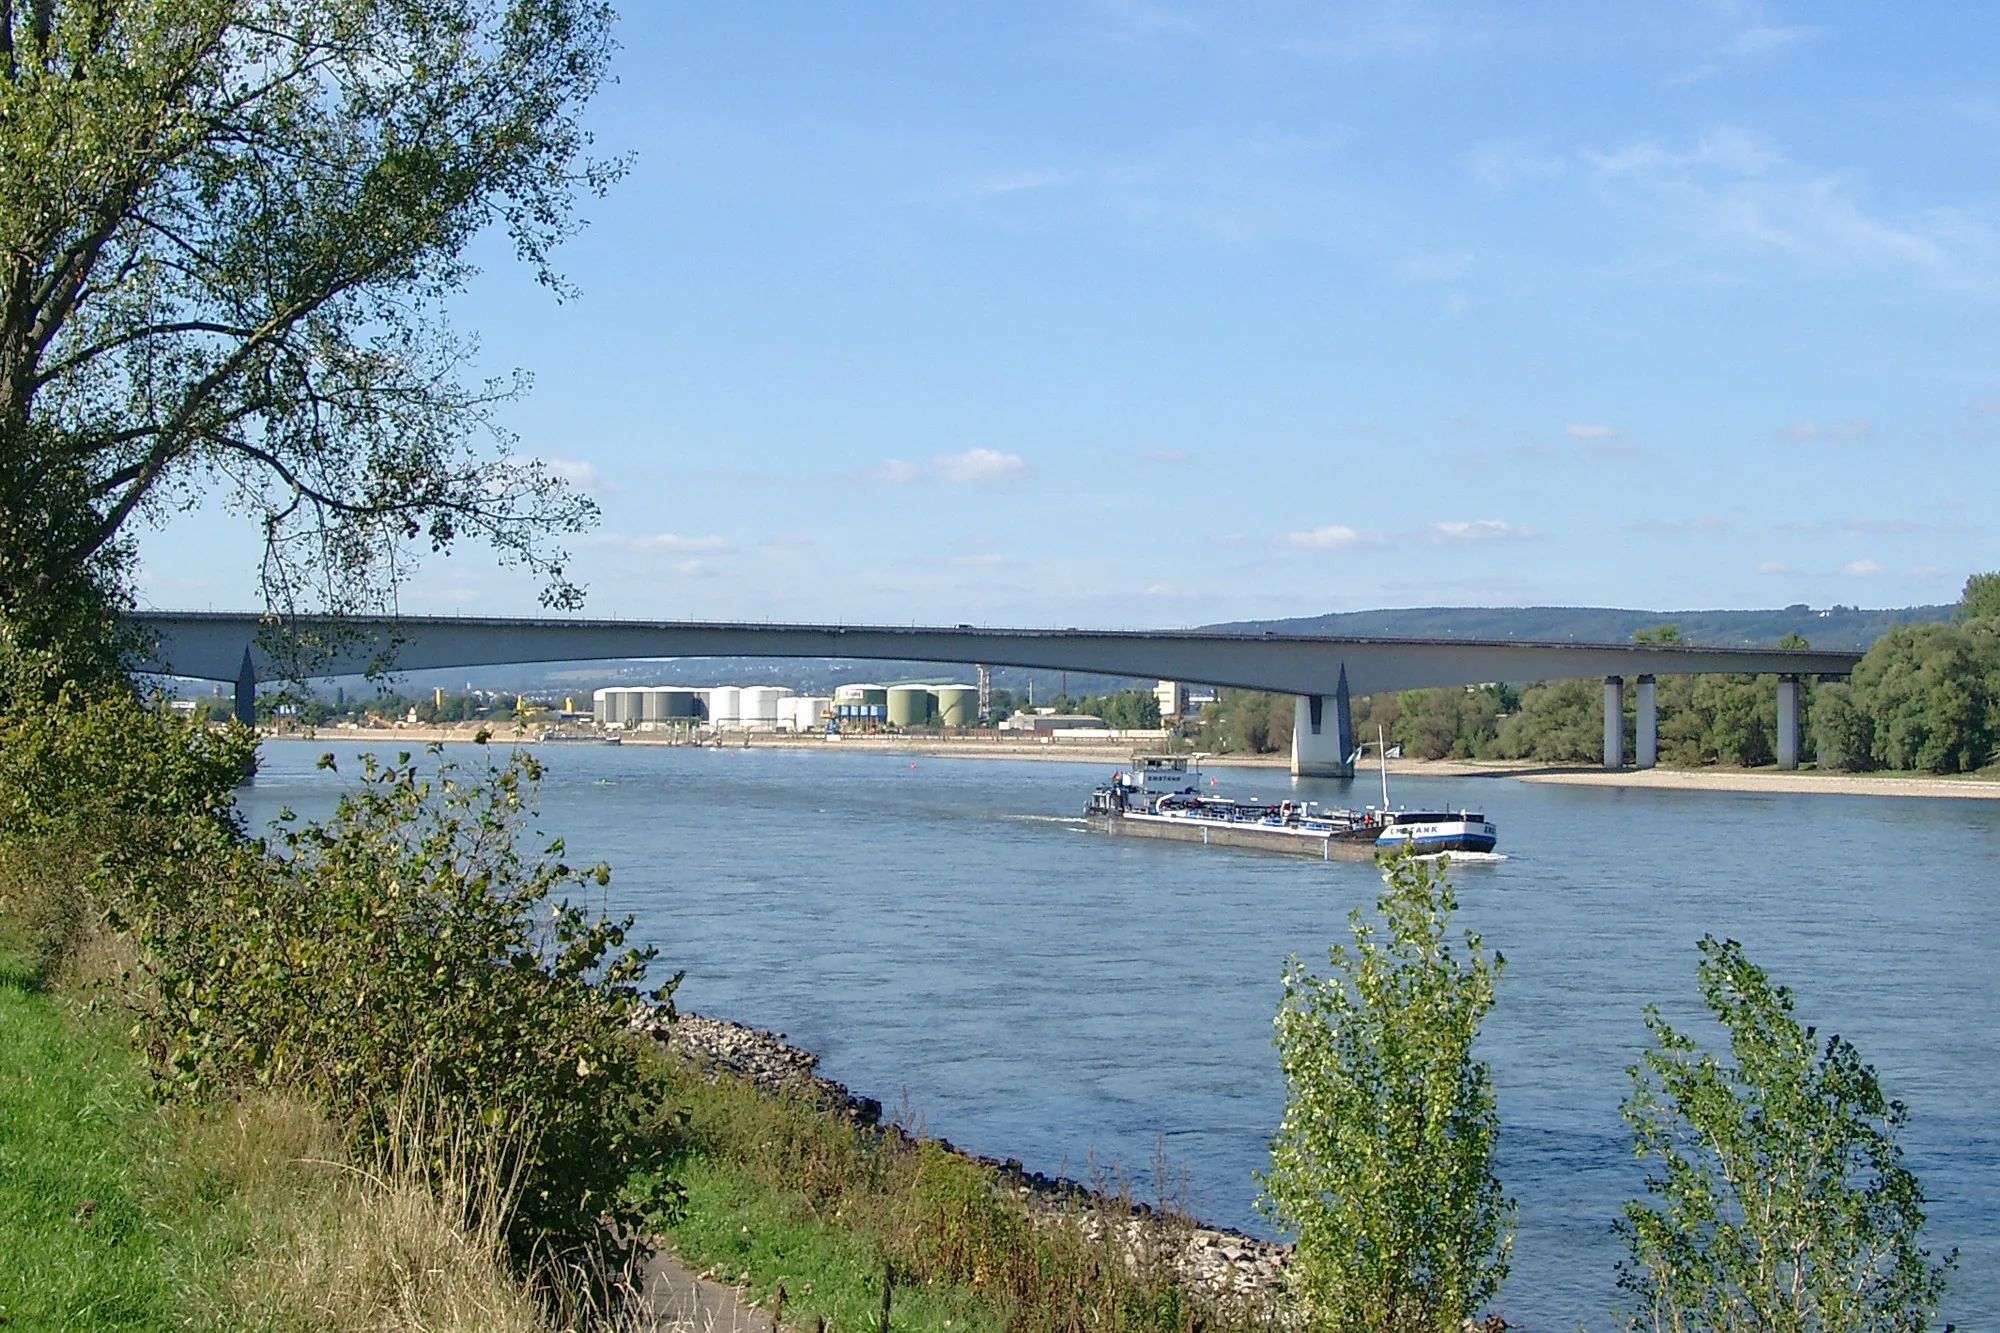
[0,963,202,1329]
[664,1155,1005,1333]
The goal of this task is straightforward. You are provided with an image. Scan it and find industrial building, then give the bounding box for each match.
[588,681,986,734]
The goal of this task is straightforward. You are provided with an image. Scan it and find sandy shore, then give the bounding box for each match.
[265,727,2000,800]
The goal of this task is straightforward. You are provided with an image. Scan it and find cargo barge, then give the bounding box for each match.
[1083,754,1498,862]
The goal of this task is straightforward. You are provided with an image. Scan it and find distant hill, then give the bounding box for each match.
[1200,604,1952,652]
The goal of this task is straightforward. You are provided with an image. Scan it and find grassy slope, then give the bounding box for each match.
[665,1157,1003,1333]
[0,958,218,1330]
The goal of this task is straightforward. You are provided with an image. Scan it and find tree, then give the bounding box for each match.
[0,0,617,655]
[1954,572,2000,623]
[1261,854,1511,1333]
[1619,937,1952,1332]
[1495,677,1606,762]
[1846,622,1999,773]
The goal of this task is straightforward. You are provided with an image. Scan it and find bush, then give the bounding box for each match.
[0,645,252,978]
[1619,937,1952,1331]
[135,746,682,1268]
[1260,854,1511,1332]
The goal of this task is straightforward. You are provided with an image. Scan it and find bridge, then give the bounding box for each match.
[129,611,1865,778]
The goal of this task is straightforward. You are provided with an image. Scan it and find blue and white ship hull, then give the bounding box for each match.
[1374,813,1498,855]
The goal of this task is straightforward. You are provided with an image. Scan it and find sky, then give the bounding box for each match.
[136,1,2000,628]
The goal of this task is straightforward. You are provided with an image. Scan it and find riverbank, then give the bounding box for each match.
[644,1008,1289,1306]
[266,725,2000,799]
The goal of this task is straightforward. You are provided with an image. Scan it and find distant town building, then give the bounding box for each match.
[998,712,1110,733]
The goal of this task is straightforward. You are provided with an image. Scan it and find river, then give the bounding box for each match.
[241,740,1999,1330]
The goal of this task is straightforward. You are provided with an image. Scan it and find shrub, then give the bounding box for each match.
[1260,854,1511,1333]
[0,645,252,978]
[136,746,682,1268]
[1618,937,1952,1331]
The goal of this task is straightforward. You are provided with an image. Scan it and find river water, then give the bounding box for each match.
[241,740,1999,1330]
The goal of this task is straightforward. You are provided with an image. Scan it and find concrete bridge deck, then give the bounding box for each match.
[127,611,1864,777]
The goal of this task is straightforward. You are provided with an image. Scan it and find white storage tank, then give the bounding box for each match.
[740,686,792,729]
[641,686,674,722]
[660,687,702,719]
[592,687,613,726]
[613,688,644,726]
[707,686,741,728]
[793,696,830,729]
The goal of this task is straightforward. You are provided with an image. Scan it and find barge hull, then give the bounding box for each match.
[1086,812,1380,861]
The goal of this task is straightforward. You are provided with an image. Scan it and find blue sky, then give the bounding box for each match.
[137,2,2000,626]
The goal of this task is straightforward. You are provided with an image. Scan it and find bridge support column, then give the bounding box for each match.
[1777,674,1800,770]
[1635,674,1657,769]
[234,647,257,727]
[1603,675,1625,769]
[1290,667,1355,779]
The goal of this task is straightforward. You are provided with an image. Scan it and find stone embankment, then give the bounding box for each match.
[629,1005,1290,1305]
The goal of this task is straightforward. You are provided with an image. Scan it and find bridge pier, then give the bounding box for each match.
[1635,674,1657,769]
[1777,674,1800,770]
[1290,667,1355,779]
[1603,675,1625,769]
[234,647,257,727]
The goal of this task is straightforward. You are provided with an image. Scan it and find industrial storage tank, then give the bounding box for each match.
[707,686,741,728]
[740,686,792,729]
[886,685,933,728]
[933,685,979,727]
[606,688,643,726]
[660,688,702,719]
[793,696,830,729]
[834,683,889,708]
[641,686,675,722]
[592,687,613,726]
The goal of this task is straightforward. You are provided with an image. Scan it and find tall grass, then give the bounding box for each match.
[662,1063,1261,1333]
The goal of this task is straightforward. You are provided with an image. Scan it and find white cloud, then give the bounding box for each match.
[1631,517,1729,537]
[1566,424,1619,439]
[506,454,602,492]
[1284,524,1390,550]
[1725,25,1820,56]
[1430,519,1533,542]
[1583,129,1964,275]
[933,448,1027,484]
[1838,518,1924,536]
[619,532,728,554]
[1468,140,1567,192]
[1842,559,1886,577]
[966,168,1076,198]
[1777,419,1872,442]
[864,459,923,484]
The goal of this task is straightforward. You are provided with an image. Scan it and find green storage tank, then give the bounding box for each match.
[886,685,933,728]
[934,685,979,727]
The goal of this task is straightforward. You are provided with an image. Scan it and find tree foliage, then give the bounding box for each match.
[0,0,617,649]
[1194,687,1295,754]
[1261,854,1511,1333]
[134,745,681,1266]
[1619,938,1951,1332]
[1823,621,2000,773]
